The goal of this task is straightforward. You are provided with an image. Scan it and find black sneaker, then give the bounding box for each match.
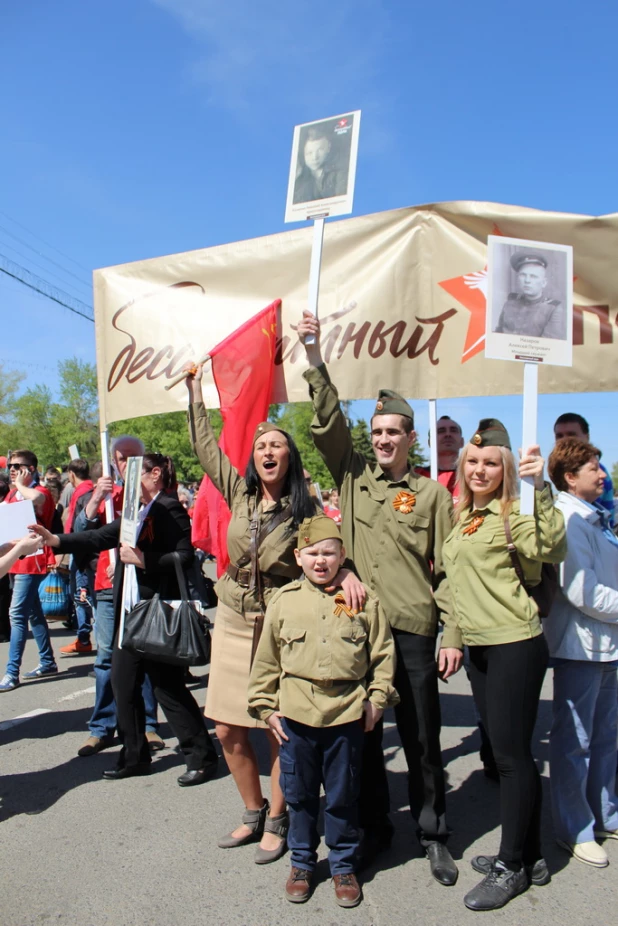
[464,859,528,911]
[471,853,550,886]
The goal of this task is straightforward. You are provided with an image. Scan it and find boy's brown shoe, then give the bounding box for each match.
[333,872,362,907]
[285,867,312,903]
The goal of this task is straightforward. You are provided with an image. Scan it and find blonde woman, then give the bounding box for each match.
[443,418,566,912]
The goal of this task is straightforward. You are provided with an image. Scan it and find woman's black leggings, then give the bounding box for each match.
[467,634,548,870]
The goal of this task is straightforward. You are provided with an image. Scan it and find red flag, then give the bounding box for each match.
[191,300,280,576]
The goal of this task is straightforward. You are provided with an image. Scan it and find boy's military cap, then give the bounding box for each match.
[373,389,414,424]
[298,514,342,550]
[510,250,548,272]
[470,418,511,449]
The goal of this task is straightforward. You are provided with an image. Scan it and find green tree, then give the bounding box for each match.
[350,415,428,469]
[109,410,223,484]
[611,461,618,489]
[0,363,24,424]
[271,402,332,487]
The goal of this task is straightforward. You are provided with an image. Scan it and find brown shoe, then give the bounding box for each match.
[145,731,165,752]
[332,872,362,908]
[285,867,312,903]
[77,735,114,757]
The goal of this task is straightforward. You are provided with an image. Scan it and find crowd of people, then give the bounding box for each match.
[0,309,617,912]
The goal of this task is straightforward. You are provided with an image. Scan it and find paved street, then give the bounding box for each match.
[1,619,616,926]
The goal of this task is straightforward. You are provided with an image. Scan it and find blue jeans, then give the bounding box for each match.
[71,561,94,644]
[550,659,618,844]
[89,593,159,739]
[6,574,56,679]
[280,717,363,875]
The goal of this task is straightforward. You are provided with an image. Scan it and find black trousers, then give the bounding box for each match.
[111,639,218,770]
[467,634,548,869]
[359,630,448,844]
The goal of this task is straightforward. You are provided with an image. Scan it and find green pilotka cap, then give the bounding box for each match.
[470,418,511,449]
[373,389,414,424]
[297,515,342,550]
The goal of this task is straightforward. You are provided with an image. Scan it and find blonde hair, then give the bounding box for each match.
[455,443,519,521]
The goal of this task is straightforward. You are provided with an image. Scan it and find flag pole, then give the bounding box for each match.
[520,362,538,515]
[99,429,116,567]
[428,399,438,480]
[304,217,325,345]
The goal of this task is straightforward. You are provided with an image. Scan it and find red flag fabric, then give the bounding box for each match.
[191,300,280,576]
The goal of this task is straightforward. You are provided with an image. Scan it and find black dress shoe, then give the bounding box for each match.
[464,860,528,910]
[177,762,218,787]
[425,841,458,886]
[102,763,151,780]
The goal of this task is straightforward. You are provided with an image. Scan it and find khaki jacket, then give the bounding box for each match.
[247,578,399,727]
[442,487,566,646]
[188,402,301,613]
[303,365,460,648]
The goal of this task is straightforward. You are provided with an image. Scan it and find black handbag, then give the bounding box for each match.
[121,553,212,667]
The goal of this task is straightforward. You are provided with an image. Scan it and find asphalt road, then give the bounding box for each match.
[0,618,616,926]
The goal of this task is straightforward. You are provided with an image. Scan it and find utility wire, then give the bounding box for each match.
[0,222,92,293]
[0,255,94,322]
[0,208,91,274]
[0,236,93,300]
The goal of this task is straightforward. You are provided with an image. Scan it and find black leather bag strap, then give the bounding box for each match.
[236,503,293,570]
[170,551,191,602]
[504,518,528,588]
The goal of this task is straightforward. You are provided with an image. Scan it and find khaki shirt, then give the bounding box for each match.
[188,402,302,612]
[247,578,399,727]
[442,487,566,646]
[303,365,460,648]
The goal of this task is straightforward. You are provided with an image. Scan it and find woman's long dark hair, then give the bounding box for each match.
[244,428,316,527]
[142,452,177,492]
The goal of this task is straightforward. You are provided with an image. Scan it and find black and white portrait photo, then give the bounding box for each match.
[485,236,573,367]
[120,454,143,546]
[284,111,361,223]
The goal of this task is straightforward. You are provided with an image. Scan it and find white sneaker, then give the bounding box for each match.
[594,829,618,841]
[556,839,609,868]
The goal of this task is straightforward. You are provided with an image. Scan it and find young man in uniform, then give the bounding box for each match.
[0,450,58,691]
[248,514,397,908]
[298,312,463,886]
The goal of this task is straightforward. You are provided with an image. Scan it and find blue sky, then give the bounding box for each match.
[1,0,617,470]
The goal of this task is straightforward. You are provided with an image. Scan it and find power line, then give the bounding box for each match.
[0,208,91,274]
[0,255,94,323]
[0,236,92,300]
[0,222,92,292]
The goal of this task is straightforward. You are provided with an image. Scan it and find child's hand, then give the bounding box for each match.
[362,701,383,733]
[267,711,289,746]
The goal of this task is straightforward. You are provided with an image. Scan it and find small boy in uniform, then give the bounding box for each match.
[248,514,398,908]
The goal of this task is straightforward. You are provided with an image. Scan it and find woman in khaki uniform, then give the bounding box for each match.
[185,366,362,863]
[442,419,566,913]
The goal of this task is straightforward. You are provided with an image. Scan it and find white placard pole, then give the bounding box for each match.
[520,363,539,515]
[304,217,325,346]
[428,399,438,481]
[100,429,116,567]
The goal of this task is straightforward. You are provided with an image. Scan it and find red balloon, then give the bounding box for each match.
[0,456,6,469]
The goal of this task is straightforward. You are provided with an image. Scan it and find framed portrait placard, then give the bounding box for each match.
[485,236,573,367]
[119,455,142,547]
[284,111,361,224]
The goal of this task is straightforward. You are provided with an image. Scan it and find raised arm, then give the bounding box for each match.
[298,312,361,486]
[185,363,244,506]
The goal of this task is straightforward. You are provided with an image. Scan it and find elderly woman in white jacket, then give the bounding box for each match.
[546,438,618,870]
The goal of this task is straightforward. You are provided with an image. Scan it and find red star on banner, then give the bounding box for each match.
[438,224,503,363]
[438,268,487,363]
